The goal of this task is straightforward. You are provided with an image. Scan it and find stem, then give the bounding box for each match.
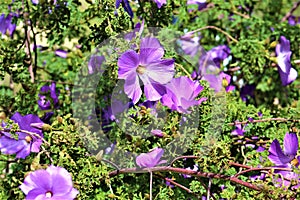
[1,128,50,146]
[281,0,300,22]
[175,63,192,79]
[187,26,238,43]
[149,171,153,200]
[228,118,300,126]
[109,166,262,191]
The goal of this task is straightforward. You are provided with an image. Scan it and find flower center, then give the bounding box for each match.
[222,78,229,87]
[45,191,53,198]
[25,136,32,143]
[291,158,299,166]
[136,65,146,75]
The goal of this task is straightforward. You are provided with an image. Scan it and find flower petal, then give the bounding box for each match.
[124,73,142,104]
[268,139,292,165]
[283,133,298,157]
[145,59,175,85]
[118,50,139,79]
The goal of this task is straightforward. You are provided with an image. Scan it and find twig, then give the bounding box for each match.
[108,166,262,191]
[281,0,300,22]
[175,63,192,79]
[187,26,238,43]
[232,10,250,19]
[234,166,291,178]
[155,174,200,199]
[1,128,49,146]
[149,171,153,200]
[228,118,300,126]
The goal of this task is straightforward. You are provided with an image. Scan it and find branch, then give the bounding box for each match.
[281,0,300,22]
[108,166,262,191]
[228,118,300,126]
[1,128,50,146]
[187,26,238,43]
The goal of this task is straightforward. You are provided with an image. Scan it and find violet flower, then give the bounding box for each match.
[150,129,164,138]
[136,147,167,168]
[180,34,200,56]
[152,0,166,8]
[275,36,297,86]
[187,0,207,11]
[88,55,105,74]
[231,124,246,136]
[116,0,133,18]
[240,84,255,102]
[0,112,44,159]
[272,167,300,189]
[118,37,175,104]
[268,132,299,166]
[20,165,79,199]
[220,71,235,92]
[0,13,17,37]
[199,45,231,68]
[161,76,206,113]
[38,82,59,110]
[55,49,68,58]
[288,15,300,26]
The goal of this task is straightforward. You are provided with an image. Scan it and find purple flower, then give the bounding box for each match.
[287,15,300,26]
[268,132,299,166]
[275,36,297,86]
[20,165,79,199]
[0,13,17,37]
[161,76,206,113]
[272,167,300,189]
[180,34,200,56]
[152,0,167,8]
[88,55,105,74]
[32,0,39,4]
[55,49,68,58]
[220,72,235,92]
[187,0,207,11]
[118,37,175,104]
[116,0,133,18]
[231,124,246,136]
[38,82,59,110]
[199,45,231,68]
[150,129,164,138]
[0,112,44,159]
[166,177,174,188]
[136,147,167,168]
[240,84,255,102]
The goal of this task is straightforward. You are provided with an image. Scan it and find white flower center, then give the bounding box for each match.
[136,65,146,75]
[45,191,52,198]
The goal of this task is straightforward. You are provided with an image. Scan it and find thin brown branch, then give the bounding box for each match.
[187,26,238,43]
[281,0,300,22]
[155,174,200,199]
[109,166,262,191]
[228,118,300,126]
[1,128,50,146]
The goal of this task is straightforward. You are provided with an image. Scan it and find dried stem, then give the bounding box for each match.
[109,166,261,191]
[187,26,238,43]
[228,118,300,126]
[1,128,50,146]
[281,0,300,22]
